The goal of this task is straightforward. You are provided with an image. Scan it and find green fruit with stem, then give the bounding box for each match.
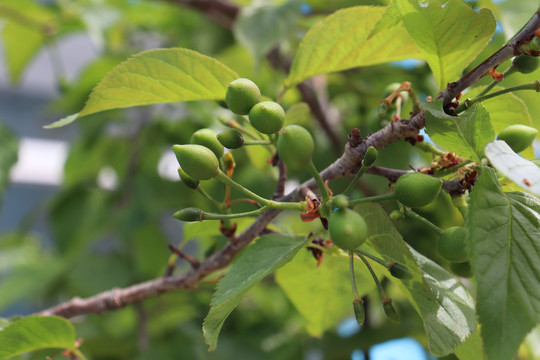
[497,124,538,153]
[512,55,539,74]
[277,125,314,171]
[225,78,261,115]
[249,101,285,134]
[394,173,442,208]
[190,128,224,158]
[217,129,245,149]
[172,144,219,180]
[329,208,368,250]
[174,207,203,222]
[438,227,470,263]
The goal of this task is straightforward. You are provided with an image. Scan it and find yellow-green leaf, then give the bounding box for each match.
[78,48,238,118]
[285,6,424,87]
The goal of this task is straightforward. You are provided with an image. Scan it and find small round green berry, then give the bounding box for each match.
[329,208,368,250]
[249,101,285,135]
[177,167,199,190]
[225,78,261,115]
[512,55,539,74]
[217,129,245,149]
[438,227,470,263]
[172,144,219,180]
[332,194,349,209]
[277,125,314,171]
[174,207,203,222]
[497,124,538,153]
[394,173,442,208]
[190,128,224,159]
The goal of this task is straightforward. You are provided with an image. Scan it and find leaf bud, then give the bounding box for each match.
[174,207,204,222]
[217,129,245,149]
[362,146,378,167]
[177,167,199,190]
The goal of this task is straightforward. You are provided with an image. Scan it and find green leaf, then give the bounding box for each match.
[422,100,495,163]
[275,249,375,336]
[234,0,300,61]
[203,233,309,351]
[454,330,485,360]
[43,113,79,129]
[396,0,496,89]
[0,316,83,359]
[2,21,43,84]
[355,203,476,356]
[463,86,533,133]
[285,6,423,87]
[0,122,18,203]
[485,141,540,196]
[468,168,540,360]
[76,48,238,118]
[369,0,402,38]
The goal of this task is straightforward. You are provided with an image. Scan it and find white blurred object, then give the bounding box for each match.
[9,137,69,186]
[97,166,118,191]
[158,150,180,181]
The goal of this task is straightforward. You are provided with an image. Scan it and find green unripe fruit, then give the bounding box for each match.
[438,227,470,263]
[362,146,378,167]
[177,167,199,190]
[190,128,224,159]
[388,262,413,279]
[512,55,539,74]
[497,124,538,153]
[329,208,368,250]
[450,261,472,278]
[332,194,349,209]
[352,299,365,326]
[389,210,404,221]
[172,144,219,180]
[249,101,285,134]
[217,129,245,149]
[382,298,400,324]
[277,125,314,171]
[174,207,203,222]
[225,78,261,115]
[394,173,442,208]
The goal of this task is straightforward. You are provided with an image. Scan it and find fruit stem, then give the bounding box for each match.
[343,167,367,195]
[475,65,518,98]
[413,141,446,156]
[354,249,388,268]
[244,139,272,145]
[197,186,223,207]
[215,170,306,211]
[348,192,396,206]
[217,115,259,140]
[403,209,443,236]
[357,252,388,299]
[307,161,331,203]
[349,251,361,300]
[199,207,268,220]
[456,80,540,113]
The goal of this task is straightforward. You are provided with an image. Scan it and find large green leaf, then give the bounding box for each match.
[203,234,309,351]
[0,122,18,203]
[0,316,84,359]
[76,48,238,118]
[234,0,300,61]
[275,248,375,337]
[422,100,495,163]
[485,141,540,197]
[469,168,540,360]
[355,203,477,357]
[396,0,496,89]
[285,6,423,87]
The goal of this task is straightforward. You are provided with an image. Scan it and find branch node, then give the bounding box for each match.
[167,244,201,269]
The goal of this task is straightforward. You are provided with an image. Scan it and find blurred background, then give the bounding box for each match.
[0,0,539,359]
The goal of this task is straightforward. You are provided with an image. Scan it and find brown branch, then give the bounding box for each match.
[441,8,540,107]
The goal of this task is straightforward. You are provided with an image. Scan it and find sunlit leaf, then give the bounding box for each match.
[285,6,423,87]
[396,0,496,89]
